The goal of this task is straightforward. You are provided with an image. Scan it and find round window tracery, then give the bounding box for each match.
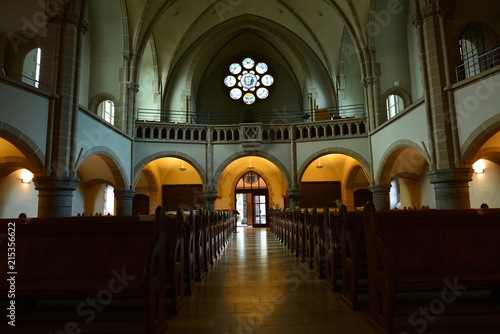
[224,57,274,105]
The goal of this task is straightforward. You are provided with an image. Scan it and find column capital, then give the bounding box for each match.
[370,183,391,210]
[114,188,135,216]
[427,168,474,209]
[33,176,80,217]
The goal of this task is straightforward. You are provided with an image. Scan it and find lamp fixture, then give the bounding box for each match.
[179,160,187,171]
[316,158,324,169]
[473,160,485,174]
[21,177,31,184]
[20,169,33,184]
[247,157,255,170]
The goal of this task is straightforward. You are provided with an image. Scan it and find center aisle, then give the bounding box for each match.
[165,226,375,334]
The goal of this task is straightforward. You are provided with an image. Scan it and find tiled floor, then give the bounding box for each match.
[3,226,500,333]
[166,226,375,334]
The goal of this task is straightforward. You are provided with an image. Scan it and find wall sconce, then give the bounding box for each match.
[21,176,32,184]
[20,169,33,184]
[247,157,255,170]
[179,160,187,171]
[473,160,485,174]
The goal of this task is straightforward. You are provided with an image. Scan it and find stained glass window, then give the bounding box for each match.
[224,57,274,105]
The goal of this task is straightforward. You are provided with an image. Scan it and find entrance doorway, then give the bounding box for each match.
[235,171,268,227]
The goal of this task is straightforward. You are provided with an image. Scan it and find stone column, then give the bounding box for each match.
[427,168,474,209]
[286,188,301,210]
[114,189,135,216]
[203,190,218,211]
[34,176,80,217]
[370,184,391,210]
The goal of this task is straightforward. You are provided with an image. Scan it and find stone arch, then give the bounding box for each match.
[212,151,291,192]
[297,147,371,183]
[89,92,119,117]
[164,14,335,111]
[76,147,129,189]
[225,168,276,212]
[383,86,412,110]
[0,121,44,175]
[375,140,431,185]
[133,151,206,187]
[461,113,500,165]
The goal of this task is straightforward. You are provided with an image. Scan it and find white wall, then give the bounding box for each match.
[370,103,429,179]
[469,159,500,208]
[0,81,49,154]
[0,170,38,218]
[455,72,500,150]
[77,111,132,184]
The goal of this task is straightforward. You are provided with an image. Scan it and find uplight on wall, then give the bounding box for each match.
[473,159,485,174]
[20,169,33,184]
[315,158,324,169]
[179,160,187,171]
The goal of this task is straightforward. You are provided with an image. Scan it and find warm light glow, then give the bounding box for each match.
[247,157,255,170]
[473,159,486,174]
[179,160,187,171]
[316,158,324,169]
[20,169,33,184]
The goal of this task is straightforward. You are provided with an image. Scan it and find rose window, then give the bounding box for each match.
[224,57,274,105]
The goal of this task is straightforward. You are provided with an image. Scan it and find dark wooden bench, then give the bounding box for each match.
[338,205,365,310]
[194,210,207,282]
[323,206,342,291]
[363,202,500,334]
[183,210,196,295]
[312,208,326,278]
[0,206,169,334]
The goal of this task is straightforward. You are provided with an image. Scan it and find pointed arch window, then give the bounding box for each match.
[236,171,267,190]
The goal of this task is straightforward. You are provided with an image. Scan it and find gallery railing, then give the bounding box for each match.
[135,117,368,143]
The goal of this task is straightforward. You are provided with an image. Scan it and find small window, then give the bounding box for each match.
[23,47,41,88]
[103,184,114,215]
[99,100,115,124]
[386,94,404,119]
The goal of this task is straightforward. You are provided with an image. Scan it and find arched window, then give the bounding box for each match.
[386,94,404,119]
[104,184,114,215]
[459,22,486,79]
[22,47,41,88]
[98,100,115,125]
[236,171,267,190]
[224,57,274,105]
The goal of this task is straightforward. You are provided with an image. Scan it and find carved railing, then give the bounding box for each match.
[135,117,368,144]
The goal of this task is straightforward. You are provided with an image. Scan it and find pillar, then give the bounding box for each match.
[286,188,301,210]
[427,168,474,209]
[370,184,391,210]
[203,190,218,211]
[34,176,80,217]
[114,189,135,216]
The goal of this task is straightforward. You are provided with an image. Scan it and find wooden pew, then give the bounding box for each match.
[312,208,326,278]
[0,207,169,334]
[338,205,365,310]
[183,210,197,295]
[323,207,342,291]
[363,202,500,334]
[165,210,185,315]
[194,210,207,282]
